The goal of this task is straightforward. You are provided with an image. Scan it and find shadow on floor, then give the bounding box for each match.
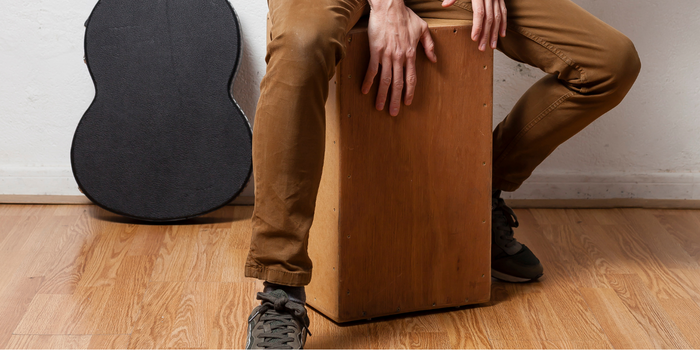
[308,276,544,328]
[89,204,252,225]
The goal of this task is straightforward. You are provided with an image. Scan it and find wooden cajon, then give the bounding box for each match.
[305,19,494,323]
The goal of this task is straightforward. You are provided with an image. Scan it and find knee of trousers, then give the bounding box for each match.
[266,20,346,83]
[586,32,642,104]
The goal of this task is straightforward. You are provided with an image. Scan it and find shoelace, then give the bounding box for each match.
[493,196,520,249]
[255,310,297,349]
[251,292,310,349]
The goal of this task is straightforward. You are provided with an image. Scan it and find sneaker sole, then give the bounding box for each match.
[491,269,543,283]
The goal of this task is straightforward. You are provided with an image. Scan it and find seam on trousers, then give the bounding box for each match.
[509,25,588,90]
[453,1,473,12]
[493,90,576,165]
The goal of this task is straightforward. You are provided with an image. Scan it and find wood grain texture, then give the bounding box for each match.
[0,206,58,297]
[669,267,700,305]
[620,209,699,269]
[604,274,690,348]
[5,335,92,349]
[489,340,613,349]
[495,211,609,343]
[657,297,700,348]
[579,287,656,349]
[305,65,343,322]
[307,18,493,323]
[653,210,700,265]
[30,210,96,294]
[2,205,700,348]
[0,276,45,348]
[87,335,131,349]
[436,307,492,349]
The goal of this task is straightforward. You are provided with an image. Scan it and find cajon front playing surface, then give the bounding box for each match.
[307,19,493,323]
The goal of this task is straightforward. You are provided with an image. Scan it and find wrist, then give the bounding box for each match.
[368,0,404,13]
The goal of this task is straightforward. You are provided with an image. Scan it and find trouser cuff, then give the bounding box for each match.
[245,264,312,287]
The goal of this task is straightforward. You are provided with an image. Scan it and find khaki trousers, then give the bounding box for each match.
[246,0,641,286]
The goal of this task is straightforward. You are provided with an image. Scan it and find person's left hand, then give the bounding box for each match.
[441,0,507,51]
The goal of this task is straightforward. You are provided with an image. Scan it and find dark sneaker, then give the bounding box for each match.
[491,190,544,282]
[246,289,311,349]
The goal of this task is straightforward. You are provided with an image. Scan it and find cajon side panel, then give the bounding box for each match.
[306,73,342,320]
[337,23,493,322]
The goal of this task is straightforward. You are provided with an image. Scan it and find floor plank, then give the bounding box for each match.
[653,210,700,266]
[581,223,691,301]
[669,268,700,305]
[87,335,131,349]
[435,307,492,349]
[0,205,699,349]
[5,335,92,349]
[621,209,699,269]
[0,276,44,348]
[605,274,690,348]
[499,211,609,343]
[0,206,57,297]
[489,339,612,349]
[579,287,656,349]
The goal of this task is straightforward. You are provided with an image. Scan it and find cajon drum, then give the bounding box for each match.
[306,18,494,323]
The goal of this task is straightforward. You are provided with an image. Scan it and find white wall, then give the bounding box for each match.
[1,0,698,200]
[497,1,700,200]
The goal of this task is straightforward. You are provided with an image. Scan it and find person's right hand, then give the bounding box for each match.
[361,0,437,117]
[442,0,507,51]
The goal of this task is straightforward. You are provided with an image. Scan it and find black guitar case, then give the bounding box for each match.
[72,0,252,222]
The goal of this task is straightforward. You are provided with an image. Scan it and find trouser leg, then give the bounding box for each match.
[407,0,641,191]
[247,0,641,286]
[490,0,641,191]
[245,0,368,287]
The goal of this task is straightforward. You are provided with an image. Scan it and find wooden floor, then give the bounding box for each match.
[1,205,700,349]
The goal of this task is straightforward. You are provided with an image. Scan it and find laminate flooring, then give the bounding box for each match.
[0,204,699,349]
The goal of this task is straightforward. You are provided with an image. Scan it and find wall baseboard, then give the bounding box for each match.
[0,195,255,206]
[507,198,700,209]
[2,167,700,208]
[0,166,254,198]
[501,172,700,200]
